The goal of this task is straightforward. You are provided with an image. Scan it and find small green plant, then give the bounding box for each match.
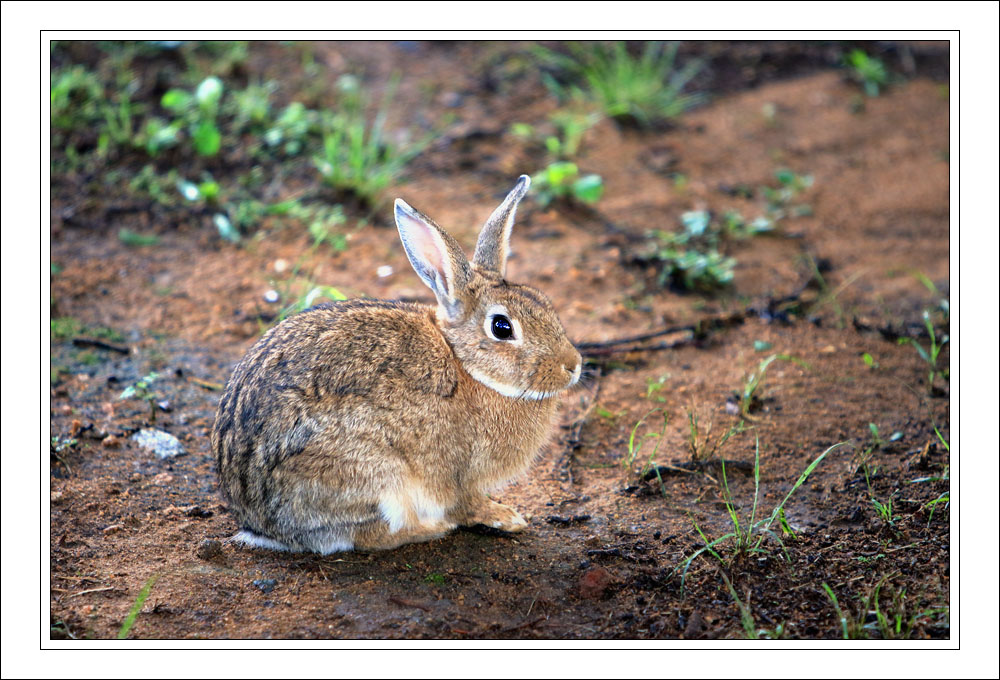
[622,408,670,488]
[645,211,738,292]
[720,210,776,239]
[118,574,160,639]
[183,41,249,78]
[50,317,83,341]
[128,165,179,206]
[869,491,900,528]
[535,41,705,128]
[852,422,884,478]
[176,179,221,211]
[594,405,624,421]
[135,116,183,156]
[514,107,602,161]
[314,75,430,206]
[227,82,275,133]
[862,436,901,530]
[802,253,864,329]
[97,91,139,157]
[910,271,949,323]
[923,491,949,524]
[306,206,349,251]
[678,441,846,591]
[118,228,161,247]
[51,317,125,343]
[686,410,745,463]
[739,354,809,417]
[653,246,735,292]
[530,161,603,207]
[50,65,104,132]
[119,372,162,423]
[897,310,949,392]
[546,108,601,158]
[640,169,811,293]
[644,374,670,402]
[761,169,814,220]
[719,571,787,640]
[823,577,948,640]
[844,49,890,97]
[159,76,225,156]
[866,580,948,639]
[821,582,857,639]
[423,572,446,586]
[907,428,949,509]
[265,101,322,156]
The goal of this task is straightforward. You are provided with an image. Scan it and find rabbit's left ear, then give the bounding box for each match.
[473,175,530,276]
[395,199,471,321]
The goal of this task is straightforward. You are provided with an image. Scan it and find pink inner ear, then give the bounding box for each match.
[412,221,447,277]
[397,207,452,295]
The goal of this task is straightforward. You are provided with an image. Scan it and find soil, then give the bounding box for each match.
[49,40,951,640]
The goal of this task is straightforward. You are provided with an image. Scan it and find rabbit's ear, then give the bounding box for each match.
[473,175,530,276]
[395,199,472,320]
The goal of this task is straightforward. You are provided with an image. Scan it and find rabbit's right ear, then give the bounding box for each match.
[473,175,530,276]
[395,199,472,321]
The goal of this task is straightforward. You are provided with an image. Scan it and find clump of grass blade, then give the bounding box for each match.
[678,441,846,592]
[535,41,705,128]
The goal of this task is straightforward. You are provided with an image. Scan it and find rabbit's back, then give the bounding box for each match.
[212,300,461,530]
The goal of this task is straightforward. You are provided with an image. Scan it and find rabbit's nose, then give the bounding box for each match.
[563,357,582,386]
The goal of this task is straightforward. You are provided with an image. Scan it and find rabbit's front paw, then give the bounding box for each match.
[456,498,528,532]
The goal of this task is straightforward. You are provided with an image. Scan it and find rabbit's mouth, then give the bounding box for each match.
[466,361,581,401]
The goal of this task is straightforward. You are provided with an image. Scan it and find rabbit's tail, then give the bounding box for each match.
[230,527,355,555]
[231,529,294,552]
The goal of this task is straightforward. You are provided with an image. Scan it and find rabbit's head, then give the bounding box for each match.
[395,175,582,400]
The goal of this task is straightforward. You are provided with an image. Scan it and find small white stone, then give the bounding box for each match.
[132,429,186,459]
[273,258,289,274]
[376,265,394,278]
[263,289,280,303]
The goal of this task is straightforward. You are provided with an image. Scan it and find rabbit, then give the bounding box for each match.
[212,175,583,554]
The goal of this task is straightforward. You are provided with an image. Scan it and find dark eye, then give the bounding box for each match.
[491,315,513,340]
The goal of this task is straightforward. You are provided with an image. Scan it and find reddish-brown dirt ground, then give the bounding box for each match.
[48,41,951,640]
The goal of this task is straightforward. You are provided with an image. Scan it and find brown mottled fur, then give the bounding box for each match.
[212,177,581,553]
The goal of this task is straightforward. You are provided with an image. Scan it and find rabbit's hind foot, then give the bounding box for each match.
[454,497,528,533]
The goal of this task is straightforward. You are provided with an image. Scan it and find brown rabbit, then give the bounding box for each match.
[212,176,582,553]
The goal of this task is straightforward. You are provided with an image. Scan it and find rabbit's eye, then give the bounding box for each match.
[491,315,514,340]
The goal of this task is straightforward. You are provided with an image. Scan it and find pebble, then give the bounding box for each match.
[263,289,280,303]
[376,265,394,278]
[131,428,186,459]
[253,578,277,594]
[440,91,463,108]
[196,539,225,562]
[150,472,175,486]
[578,566,613,599]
